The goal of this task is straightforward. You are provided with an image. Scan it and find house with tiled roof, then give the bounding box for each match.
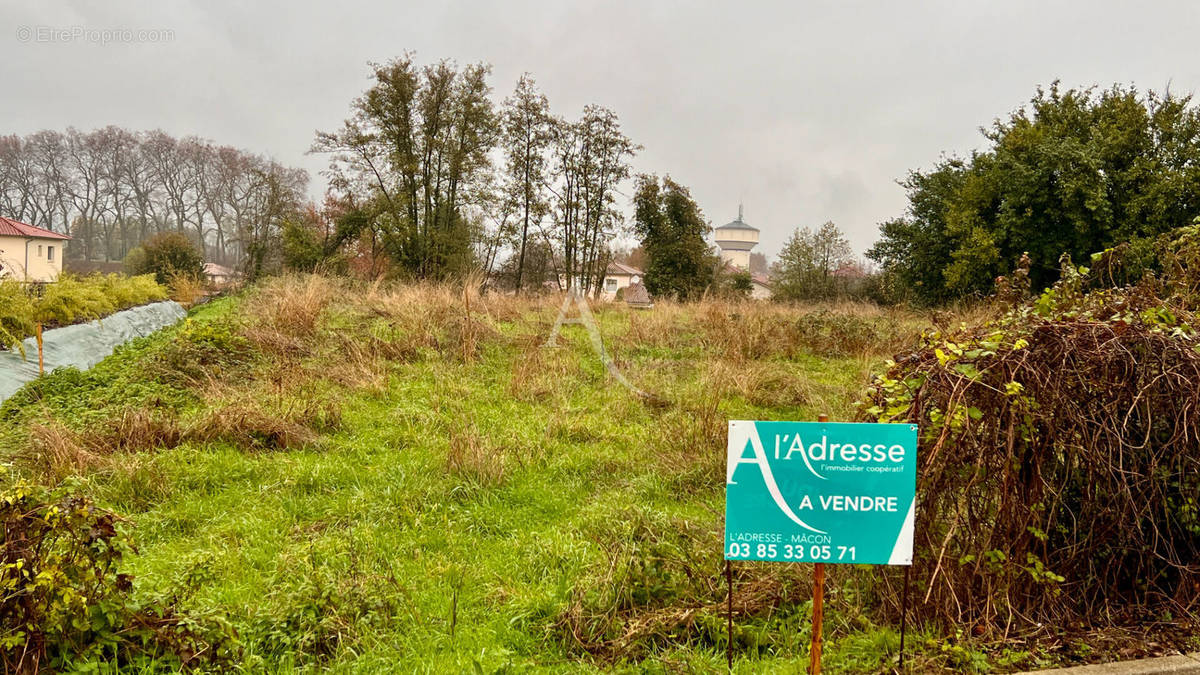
[750,271,773,300]
[0,216,71,283]
[720,260,773,300]
[203,262,237,286]
[601,261,643,300]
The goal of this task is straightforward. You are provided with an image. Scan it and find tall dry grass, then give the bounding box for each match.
[167,272,207,306]
[445,422,508,486]
[239,276,923,377]
[239,274,338,354]
[624,297,923,363]
[17,274,937,487]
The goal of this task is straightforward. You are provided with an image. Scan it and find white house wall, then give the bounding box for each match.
[601,273,639,299]
[0,235,64,282]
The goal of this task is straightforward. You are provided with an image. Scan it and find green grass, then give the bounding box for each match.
[0,278,999,672]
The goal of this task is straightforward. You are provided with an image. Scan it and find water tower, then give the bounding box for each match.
[714,204,759,270]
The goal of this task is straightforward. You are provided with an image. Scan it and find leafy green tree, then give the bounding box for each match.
[870,83,1200,304]
[868,163,966,304]
[313,56,498,279]
[813,221,852,281]
[773,228,815,300]
[720,269,753,299]
[127,232,203,284]
[631,175,713,301]
[122,246,147,277]
[282,218,325,271]
[772,221,853,300]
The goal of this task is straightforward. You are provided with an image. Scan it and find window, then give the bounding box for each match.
[606,278,618,291]
[47,246,54,262]
[38,245,43,257]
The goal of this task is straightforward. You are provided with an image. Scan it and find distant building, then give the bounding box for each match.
[750,272,773,300]
[714,205,759,271]
[601,261,642,299]
[721,260,773,301]
[831,261,868,279]
[203,262,236,286]
[0,216,71,283]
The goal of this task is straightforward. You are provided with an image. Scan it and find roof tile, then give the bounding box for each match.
[0,216,71,240]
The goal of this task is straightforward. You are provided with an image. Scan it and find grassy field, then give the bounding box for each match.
[0,276,1038,672]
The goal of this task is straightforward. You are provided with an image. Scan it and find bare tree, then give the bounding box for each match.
[143,131,189,237]
[500,73,552,292]
[0,127,308,270]
[546,106,637,293]
[28,131,73,234]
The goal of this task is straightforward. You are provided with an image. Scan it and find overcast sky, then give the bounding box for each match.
[4,1,1200,261]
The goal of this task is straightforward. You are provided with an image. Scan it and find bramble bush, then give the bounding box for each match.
[861,224,1200,636]
[0,482,237,671]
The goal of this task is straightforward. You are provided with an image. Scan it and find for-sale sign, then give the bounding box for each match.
[724,420,917,565]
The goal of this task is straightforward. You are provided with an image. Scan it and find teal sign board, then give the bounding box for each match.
[725,420,917,565]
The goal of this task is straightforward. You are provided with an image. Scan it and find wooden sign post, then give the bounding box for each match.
[809,413,828,674]
[36,323,44,374]
[725,559,733,670]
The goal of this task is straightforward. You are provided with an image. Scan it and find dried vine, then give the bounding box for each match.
[861,225,1200,635]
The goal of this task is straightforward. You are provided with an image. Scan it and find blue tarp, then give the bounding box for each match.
[0,300,185,403]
